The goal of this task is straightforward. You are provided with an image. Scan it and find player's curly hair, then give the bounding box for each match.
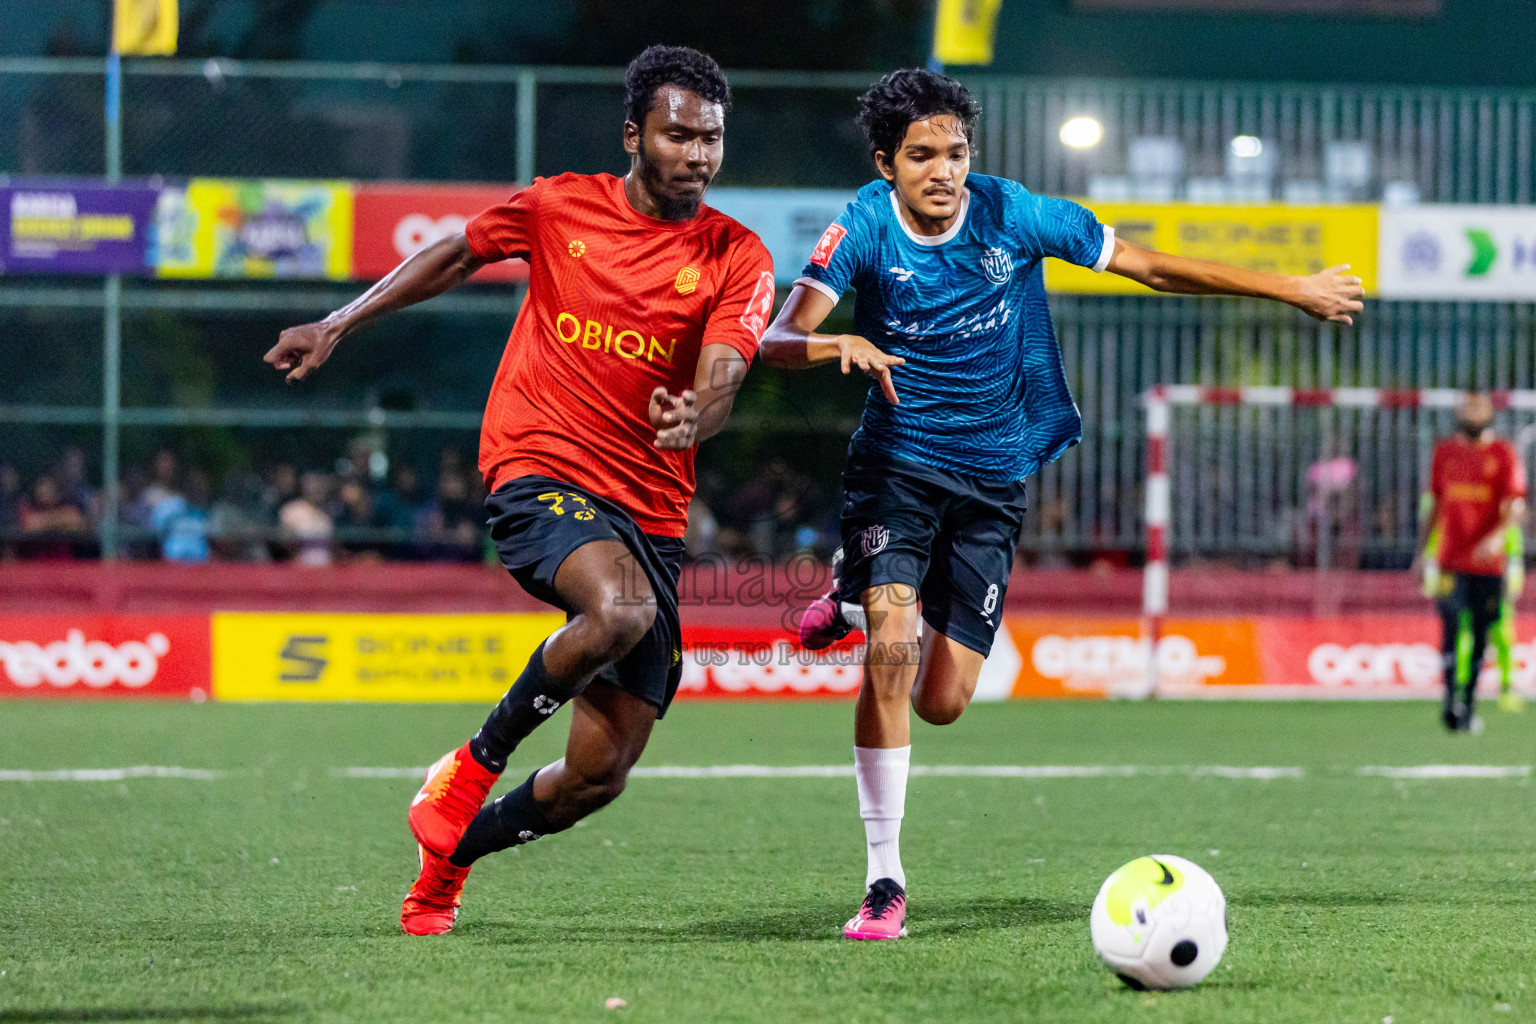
[623,45,732,128]
[856,69,980,161]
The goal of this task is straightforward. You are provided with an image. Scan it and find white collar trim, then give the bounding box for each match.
[889,187,969,246]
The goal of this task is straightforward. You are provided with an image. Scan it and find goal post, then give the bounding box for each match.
[1139,385,1536,698]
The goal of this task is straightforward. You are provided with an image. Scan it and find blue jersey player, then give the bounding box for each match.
[760,69,1364,940]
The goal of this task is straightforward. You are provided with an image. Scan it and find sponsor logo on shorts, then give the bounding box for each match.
[856,524,889,558]
[517,830,542,842]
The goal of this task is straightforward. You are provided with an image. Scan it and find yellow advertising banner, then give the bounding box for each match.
[155,179,354,280]
[1044,203,1379,295]
[212,612,563,702]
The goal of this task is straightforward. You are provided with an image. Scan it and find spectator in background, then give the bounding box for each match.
[140,450,180,512]
[684,497,719,559]
[420,469,482,561]
[18,474,89,559]
[727,456,817,560]
[209,468,272,562]
[151,469,212,563]
[0,464,20,560]
[0,464,19,529]
[279,471,334,566]
[373,463,427,559]
[334,476,379,560]
[263,463,300,522]
[53,447,98,520]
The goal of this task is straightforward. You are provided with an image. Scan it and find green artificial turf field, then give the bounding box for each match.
[2,699,1534,1023]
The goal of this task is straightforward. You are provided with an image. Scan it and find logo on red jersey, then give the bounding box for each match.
[675,265,700,295]
[567,240,586,258]
[810,223,848,268]
[740,271,776,340]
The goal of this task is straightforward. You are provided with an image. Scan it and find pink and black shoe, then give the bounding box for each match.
[842,878,907,940]
[799,547,861,651]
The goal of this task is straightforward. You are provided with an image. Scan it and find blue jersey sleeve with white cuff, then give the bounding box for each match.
[796,201,877,302]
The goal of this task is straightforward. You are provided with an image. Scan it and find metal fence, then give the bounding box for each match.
[4,57,1536,561]
[1041,297,1536,563]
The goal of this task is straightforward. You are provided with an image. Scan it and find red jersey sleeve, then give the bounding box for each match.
[701,235,775,360]
[1502,441,1527,499]
[464,179,544,263]
[1430,441,1447,499]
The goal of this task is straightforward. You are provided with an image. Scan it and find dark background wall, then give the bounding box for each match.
[6,0,1532,86]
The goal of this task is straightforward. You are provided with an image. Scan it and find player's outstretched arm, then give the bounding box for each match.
[759,284,905,404]
[263,233,485,384]
[1106,238,1365,325]
[650,344,752,451]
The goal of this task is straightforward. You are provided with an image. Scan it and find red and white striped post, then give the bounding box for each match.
[1141,387,1171,698]
[1139,385,1536,697]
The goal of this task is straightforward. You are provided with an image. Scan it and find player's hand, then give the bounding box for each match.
[650,387,699,450]
[837,335,905,405]
[1473,531,1506,564]
[264,320,344,384]
[1295,265,1365,325]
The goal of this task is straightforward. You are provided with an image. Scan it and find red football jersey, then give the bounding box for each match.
[465,173,774,537]
[1431,434,1526,575]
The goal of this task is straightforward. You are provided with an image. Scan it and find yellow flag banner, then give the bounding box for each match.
[933,0,1005,66]
[113,0,178,56]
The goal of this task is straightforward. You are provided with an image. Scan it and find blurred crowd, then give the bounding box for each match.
[0,446,491,565]
[0,448,838,566]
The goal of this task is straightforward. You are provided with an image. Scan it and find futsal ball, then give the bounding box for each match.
[1090,855,1228,991]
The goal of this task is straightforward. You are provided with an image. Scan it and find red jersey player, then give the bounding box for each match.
[264,46,773,935]
[1418,393,1527,732]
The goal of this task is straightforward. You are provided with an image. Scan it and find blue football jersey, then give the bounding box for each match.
[797,173,1113,482]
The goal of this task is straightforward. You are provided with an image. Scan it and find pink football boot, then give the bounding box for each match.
[842,878,907,940]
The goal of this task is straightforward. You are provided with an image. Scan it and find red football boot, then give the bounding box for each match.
[407,742,500,857]
[400,844,470,936]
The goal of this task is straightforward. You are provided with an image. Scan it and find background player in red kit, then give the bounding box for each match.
[264,46,773,934]
[1417,393,1527,732]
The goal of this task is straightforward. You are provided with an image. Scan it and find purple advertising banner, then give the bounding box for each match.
[0,181,160,276]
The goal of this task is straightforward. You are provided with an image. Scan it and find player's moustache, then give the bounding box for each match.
[1457,416,1490,437]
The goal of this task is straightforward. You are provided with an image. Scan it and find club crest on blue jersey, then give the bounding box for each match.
[981,247,1013,285]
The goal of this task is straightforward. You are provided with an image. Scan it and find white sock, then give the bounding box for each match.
[855,745,910,890]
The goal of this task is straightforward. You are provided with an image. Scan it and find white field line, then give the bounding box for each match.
[333,764,1305,780]
[335,766,428,779]
[3,764,1531,783]
[0,766,224,782]
[1357,764,1533,779]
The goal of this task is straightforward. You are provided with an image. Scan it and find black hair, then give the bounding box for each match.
[623,45,732,128]
[856,68,980,161]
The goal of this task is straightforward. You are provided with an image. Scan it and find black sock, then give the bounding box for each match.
[449,770,564,867]
[469,642,571,772]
